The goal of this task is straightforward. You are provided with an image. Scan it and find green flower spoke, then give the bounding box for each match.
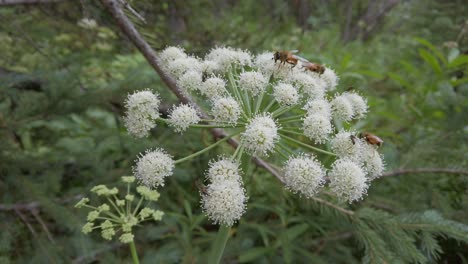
[174,131,242,164]
[279,129,304,137]
[132,197,144,216]
[280,134,337,156]
[254,90,265,114]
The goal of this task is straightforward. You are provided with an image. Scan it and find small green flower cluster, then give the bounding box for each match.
[75,176,164,243]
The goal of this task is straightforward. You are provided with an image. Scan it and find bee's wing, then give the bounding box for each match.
[292,54,310,63]
[290,50,299,54]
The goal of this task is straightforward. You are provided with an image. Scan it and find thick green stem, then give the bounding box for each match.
[208,225,230,264]
[129,241,140,264]
[280,134,337,156]
[174,131,241,164]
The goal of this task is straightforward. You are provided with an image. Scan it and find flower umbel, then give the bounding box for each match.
[123,46,385,225]
[76,176,164,243]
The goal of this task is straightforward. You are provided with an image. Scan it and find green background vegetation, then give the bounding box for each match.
[0,0,467,263]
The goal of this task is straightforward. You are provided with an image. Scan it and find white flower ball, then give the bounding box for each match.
[303,99,332,118]
[254,52,276,76]
[202,180,247,226]
[133,149,175,188]
[124,90,160,138]
[331,95,354,122]
[330,131,363,159]
[205,47,252,71]
[239,71,268,96]
[344,92,368,119]
[241,115,279,156]
[273,83,299,106]
[302,114,332,144]
[211,97,241,124]
[320,67,339,91]
[232,49,252,67]
[167,57,202,78]
[201,60,221,74]
[290,72,326,100]
[361,144,385,180]
[207,158,241,183]
[283,154,326,197]
[159,46,187,63]
[201,77,227,98]
[177,70,202,92]
[328,159,368,203]
[168,104,200,133]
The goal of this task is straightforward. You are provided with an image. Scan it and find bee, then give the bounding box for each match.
[359,132,384,147]
[273,50,301,68]
[301,61,326,75]
[350,132,384,148]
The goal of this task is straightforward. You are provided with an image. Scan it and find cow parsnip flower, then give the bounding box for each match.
[122,46,385,225]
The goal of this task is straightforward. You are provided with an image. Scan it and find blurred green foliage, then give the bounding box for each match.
[0,0,467,263]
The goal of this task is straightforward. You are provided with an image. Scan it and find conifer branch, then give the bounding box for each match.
[99,0,285,182]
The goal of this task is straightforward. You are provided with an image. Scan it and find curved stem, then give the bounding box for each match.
[129,241,140,264]
[208,225,230,264]
[280,134,337,156]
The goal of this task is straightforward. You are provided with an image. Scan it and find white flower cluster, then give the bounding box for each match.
[133,149,174,188]
[241,114,279,156]
[168,104,200,133]
[202,158,247,226]
[123,46,385,225]
[283,154,326,198]
[124,90,160,138]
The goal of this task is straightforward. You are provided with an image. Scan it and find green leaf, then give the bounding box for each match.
[448,54,468,68]
[414,37,447,65]
[239,247,272,263]
[419,49,442,74]
[282,223,309,241]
